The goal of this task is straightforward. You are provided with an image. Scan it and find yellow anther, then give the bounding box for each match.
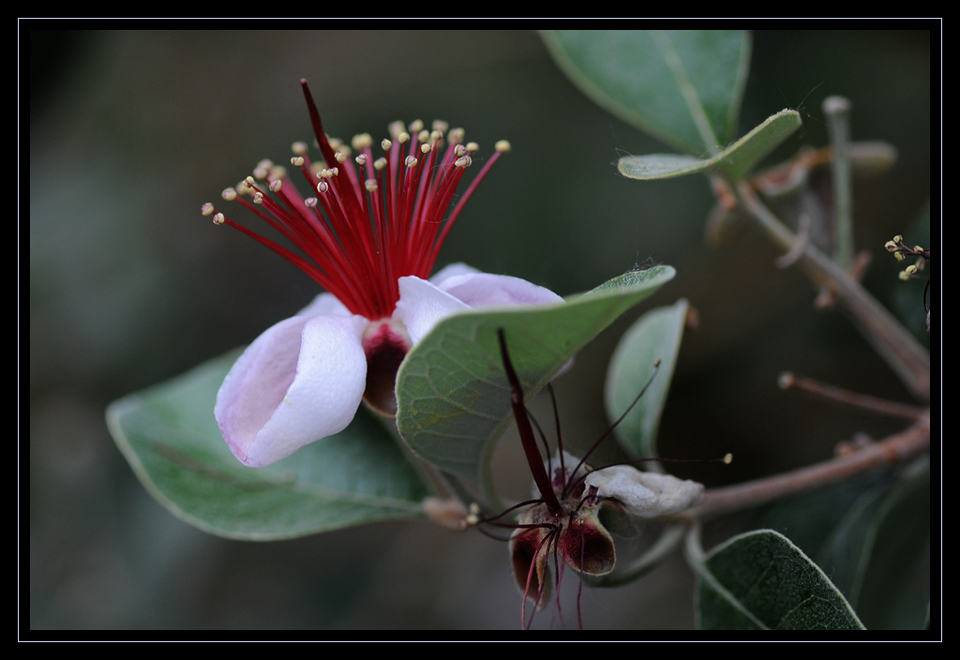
[905,264,918,275]
[914,245,924,253]
[397,131,410,144]
[269,165,287,180]
[222,188,237,201]
[356,153,368,166]
[317,181,328,193]
[895,252,905,261]
[305,197,318,207]
[884,240,898,252]
[335,151,348,164]
[454,155,472,168]
[466,142,479,152]
[381,138,392,151]
[352,133,373,150]
[201,202,215,216]
[430,130,443,143]
[328,137,343,151]
[365,179,378,192]
[454,144,467,157]
[388,120,405,139]
[269,179,282,192]
[291,141,308,155]
[405,156,418,168]
[417,129,430,143]
[723,453,733,464]
[653,358,662,368]
[253,192,264,204]
[374,157,387,171]
[290,156,305,167]
[893,234,903,243]
[495,140,512,153]
[409,119,424,133]
[899,270,911,281]
[213,213,225,225]
[421,143,431,154]
[448,128,465,144]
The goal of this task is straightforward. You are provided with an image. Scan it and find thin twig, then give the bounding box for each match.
[734,182,930,401]
[778,371,928,420]
[824,96,854,269]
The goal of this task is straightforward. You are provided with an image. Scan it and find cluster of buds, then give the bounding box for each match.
[884,234,931,332]
[885,234,930,281]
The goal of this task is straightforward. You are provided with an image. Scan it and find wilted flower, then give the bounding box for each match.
[493,329,704,628]
[203,80,562,467]
[508,449,703,619]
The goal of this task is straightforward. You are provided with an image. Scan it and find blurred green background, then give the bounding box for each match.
[29,29,930,630]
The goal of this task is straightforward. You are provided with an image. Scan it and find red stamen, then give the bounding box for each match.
[202,80,508,322]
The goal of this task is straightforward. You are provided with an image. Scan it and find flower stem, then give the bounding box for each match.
[688,410,929,519]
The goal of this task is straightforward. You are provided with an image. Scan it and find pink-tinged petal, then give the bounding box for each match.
[295,292,351,318]
[428,262,480,287]
[215,313,368,467]
[437,272,564,308]
[394,276,471,346]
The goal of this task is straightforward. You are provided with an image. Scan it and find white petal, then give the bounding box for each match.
[215,313,368,467]
[296,292,351,318]
[394,276,470,346]
[437,272,564,308]
[585,466,704,518]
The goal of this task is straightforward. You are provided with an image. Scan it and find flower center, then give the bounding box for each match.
[360,319,412,417]
[202,79,510,322]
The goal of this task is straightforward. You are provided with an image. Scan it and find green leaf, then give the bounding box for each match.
[542,30,751,155]
[107,350,430,540]
[396,267,676,492]
[753,459,929,629]
[618,109,802,182]
[752,471,889,599]
[696,529,866,630]
[604,299,689,461]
